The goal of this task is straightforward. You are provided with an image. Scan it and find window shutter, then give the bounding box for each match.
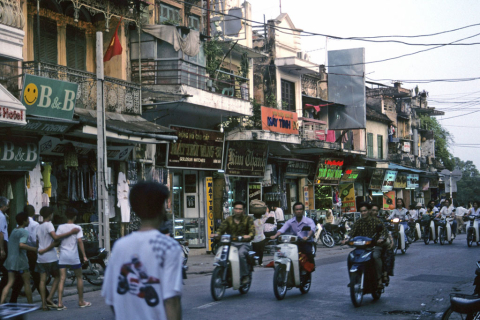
[377,135,383,159]
[66,25,86,70]
[367,133,374,157]
[66,26,77,68]
[34,16,58,64]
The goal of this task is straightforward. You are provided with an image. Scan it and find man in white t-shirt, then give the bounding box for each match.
[56,207,89,310]
[273,206,285,222]
[102,182,183,320]
[455,204,468,234]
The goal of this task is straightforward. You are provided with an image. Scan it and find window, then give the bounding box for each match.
[66,25,86,70]
[367,133,374,158]
[34,16,57,64]
[159,3,181,23]
[281,79,295,111]
[377,135,383,159]
[188,15,200,30]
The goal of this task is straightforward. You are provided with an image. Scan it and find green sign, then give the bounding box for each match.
[22,74,78,120]
[0,140,39,171]
[23,118,74,134]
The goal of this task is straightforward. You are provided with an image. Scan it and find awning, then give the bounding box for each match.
[0,83,27,127]
[388,163,425,173]
[73,108,177,144]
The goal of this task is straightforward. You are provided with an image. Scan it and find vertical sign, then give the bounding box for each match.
[206,177,214,251]
[248,183,262,214]
[383,191,396,210]
[304,186,309,210]
[339,183,356,213]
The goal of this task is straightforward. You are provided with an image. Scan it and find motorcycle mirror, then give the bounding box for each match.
[301,226,311,231]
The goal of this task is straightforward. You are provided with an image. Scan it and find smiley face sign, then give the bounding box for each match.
[23,83,38,105]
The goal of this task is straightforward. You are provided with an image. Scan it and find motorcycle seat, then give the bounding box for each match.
[450,294,480,314]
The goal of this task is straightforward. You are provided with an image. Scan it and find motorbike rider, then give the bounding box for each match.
[270,202,316,270]
[211,201,254,285]
[387,198,409,242]
[436,198,457,239]
[345,203,389,289]
[465,201,480,235]
[407,204,420,235]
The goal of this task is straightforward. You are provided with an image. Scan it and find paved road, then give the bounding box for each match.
[27,233,479,320]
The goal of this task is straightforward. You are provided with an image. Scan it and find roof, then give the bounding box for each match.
[388,163,425,173]
[366,105,392,123]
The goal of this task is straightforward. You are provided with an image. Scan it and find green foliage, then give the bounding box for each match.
[452,157,480,205]
[238,53,249,80]
[204,37,223,79]
[420,115,454,170]
[222,99,262,131]
[265,93,277,108]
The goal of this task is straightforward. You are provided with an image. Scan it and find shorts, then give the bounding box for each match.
[36,261,59,275]
[58,263,82,270]
[8,269,28,274]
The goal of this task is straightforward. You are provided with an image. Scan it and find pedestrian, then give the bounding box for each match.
[56,207,90,310]
[251,200,267,267]
[263,206,277,238]
[0,212,37,304]
[0,197,10,295]
[455,203,468,234]
[273,205,285,226]
[102,181,183,320]
[36,206,80,311]
[325,209,335,224]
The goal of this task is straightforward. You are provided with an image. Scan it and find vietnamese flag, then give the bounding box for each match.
[103,17,123,62]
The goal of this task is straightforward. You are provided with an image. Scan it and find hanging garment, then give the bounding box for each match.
[50,175,58,198]
[117,172,130,223]
[41,193,50,207]
[108,193,116,219]
[6,181,13,200]
[64,143,78,167]
[142,25,200,57]
[27,164,43,215]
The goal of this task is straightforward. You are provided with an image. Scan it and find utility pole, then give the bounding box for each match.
[96,32,110,254]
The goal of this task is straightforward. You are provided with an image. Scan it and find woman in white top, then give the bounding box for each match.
[263,207,277,238]
[436,198,457,237]
[388,198,409,241]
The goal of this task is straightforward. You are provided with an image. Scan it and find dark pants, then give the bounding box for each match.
[252,240,266,265]
[10,250,48,302]
[0,242,8,295]
[297,242,315,266]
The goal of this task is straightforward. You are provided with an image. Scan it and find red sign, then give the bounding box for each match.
[324,159,344,166]
[261,106,299,135]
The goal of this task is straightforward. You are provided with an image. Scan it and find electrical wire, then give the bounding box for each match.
[438,110,480,120]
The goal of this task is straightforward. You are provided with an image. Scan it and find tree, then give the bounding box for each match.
[420,115,454,170]
[452,157,480,205]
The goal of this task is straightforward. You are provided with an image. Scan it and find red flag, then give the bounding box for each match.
[103,17,123,62]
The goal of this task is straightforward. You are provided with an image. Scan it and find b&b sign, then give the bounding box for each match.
[21,74,78,120]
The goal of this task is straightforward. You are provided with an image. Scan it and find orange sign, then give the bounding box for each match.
[261,106,299,135]
[206,177,214,251]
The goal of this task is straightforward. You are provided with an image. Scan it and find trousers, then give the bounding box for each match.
[233,243,252,278]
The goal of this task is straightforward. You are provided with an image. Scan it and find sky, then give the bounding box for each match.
[245,0,480,169]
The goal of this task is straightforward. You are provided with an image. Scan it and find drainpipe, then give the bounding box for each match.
[36,0,40,74]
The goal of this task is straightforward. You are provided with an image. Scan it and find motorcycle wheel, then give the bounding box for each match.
[424,228,430,245]
[299,272,311,294]
[441,306,479,320]
[239,274,251,295]
[322,234,335,248]
[273,265,287,300]
[440,228,446,246]
[371,287,382,301]
[86,261,106,286]
[467,230,473,247]
[210,266,226,301]
[393,237,399,255]
[349,272,363,308]
[144,286,160,307]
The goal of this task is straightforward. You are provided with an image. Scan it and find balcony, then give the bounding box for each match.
[293,118,340,154]
[17,62,141,115]
[0,0,25,60]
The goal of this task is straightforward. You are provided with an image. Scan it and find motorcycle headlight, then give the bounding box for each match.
[392,218,400,223]
[220,235,231,243]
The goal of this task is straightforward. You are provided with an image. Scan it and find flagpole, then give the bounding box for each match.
[96,31,110,255]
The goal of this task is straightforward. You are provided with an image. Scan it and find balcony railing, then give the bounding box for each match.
[299,119,335,142]
[21,61,141,114]
[0,0,25,29]
[132,59,250,101]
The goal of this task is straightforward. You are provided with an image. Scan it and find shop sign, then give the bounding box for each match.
[1,106,25,125]
[407,174,419,189]
[0,140,38,171]
[248,183,262,214]
[382,170,397,192]
[225,141,268,177]
[206,177,214,251]
[430,177,439,188]
[304,186,309,210]
[261,106,299,135]
[22,74,78,120]
[383,191,396,210]
[369,169,384,190]
[168,126,224,170]
[315,158,344,183]
[286,161,311,176]
[403,141,411,153]
[341,168,359,181]
[339,183,356,212]
[394,173,407,189]
[23,119,74,134]
[421,179,430,191]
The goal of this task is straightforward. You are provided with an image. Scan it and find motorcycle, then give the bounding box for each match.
[406,219,422,242]
[437,217,454,245]
[66,247,107,286]
[347,226,386,307]
[272,226,314,300]
[389,218,408,254]
[466,216,480,247]
[178,239,189,279]
[315,220,334,248]
[323,215,352,246]
[421,216,437,245]
[441,261,480,319]
[210,235,257,301]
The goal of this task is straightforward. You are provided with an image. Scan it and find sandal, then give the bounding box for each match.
[57,305,67,311]
[46,302,58,308]
[79,302,92,308]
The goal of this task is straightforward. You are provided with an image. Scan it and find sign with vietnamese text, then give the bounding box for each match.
[261,106,299,135]
[23,118,74,134]
[369,169,384,190]
[394,174,407,189]
[22,74,78,120]
[407,174,419,189]
[206,177,214,251]
[341,168,360,181]
[315,159,344,184]
[286,161,312,176]
[383,191,396,210]
[0,140,38,171]
[225,141,268,177]
[382,170,397,192]
[304,186,309,210]
[339,183,356,212]
[248,183,262,214]
[168,126,224,170]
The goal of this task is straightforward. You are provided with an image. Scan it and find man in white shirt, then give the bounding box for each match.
[455,204,468,234]
[437,199,457,238]
[273,205,285,223]
[0,197,9,295]
[102,182,182,320]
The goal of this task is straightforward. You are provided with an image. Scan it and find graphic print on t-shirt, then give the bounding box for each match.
[117,255,161,307]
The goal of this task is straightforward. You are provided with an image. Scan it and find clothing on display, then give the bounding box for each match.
[27,163,43,215]
[64,143,78,168]
[41,193,50,207]
[50,175,58,198]
[117,172,131,223]
[42,164,52,197]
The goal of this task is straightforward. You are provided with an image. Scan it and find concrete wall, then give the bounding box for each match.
[366,119,388,159]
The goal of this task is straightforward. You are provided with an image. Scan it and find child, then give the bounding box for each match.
[0,212,37,304]
[56,207,90,309]
[36,206,80,311]
[102,182,183,320]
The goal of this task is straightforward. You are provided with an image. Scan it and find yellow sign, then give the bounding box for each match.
[206,177,214,251]
[339,183,356,212]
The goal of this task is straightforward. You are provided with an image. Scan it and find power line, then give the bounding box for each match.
[438,110,480,120]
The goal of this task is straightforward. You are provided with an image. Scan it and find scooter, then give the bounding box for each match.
[389,218,408,254]
[323,215,351,245]
[210,235,257,301]
[66,248,107,286]
[315,220,335,248]
[347,228,386,307]
[421,216,437,245]
[437,217,454,245]
[272,228,314,300]
[466,216,480,247]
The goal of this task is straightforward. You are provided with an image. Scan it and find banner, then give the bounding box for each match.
[341,168,360,181]
[339,183,356,213]
[261,106,299,135]
[206,177,214,251]
[225,141,268,177]
[22,74,78,120]
[168,126,224,170]
[0,140,38,171]
[369,169,384,190]
[383,191,396,210]
[382,170,397,192]
[394,174,407,189]
[407,174,419,189]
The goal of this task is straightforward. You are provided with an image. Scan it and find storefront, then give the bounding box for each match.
[314,158,344,213]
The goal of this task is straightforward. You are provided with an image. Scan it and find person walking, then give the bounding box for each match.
[102,182,183,320]
[251,200,267,267]
[263,206,277,238]
[455,203,468,234]
[0,197,10,295]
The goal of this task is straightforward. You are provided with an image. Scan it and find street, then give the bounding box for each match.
[28,233,477,320]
